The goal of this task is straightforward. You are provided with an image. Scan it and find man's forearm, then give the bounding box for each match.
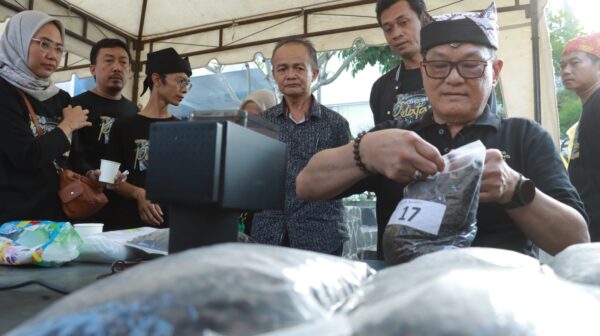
[507,190,590,255]
[296,143,367,201]
[114,181,144,201]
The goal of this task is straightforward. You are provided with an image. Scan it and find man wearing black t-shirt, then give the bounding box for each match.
[105,48,191,230]
[72,38,138,171]
[370,0,430,125]
[560,33,600,241]
[72,39,138,227]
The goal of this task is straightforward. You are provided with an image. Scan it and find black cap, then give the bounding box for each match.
[141,48,192,95]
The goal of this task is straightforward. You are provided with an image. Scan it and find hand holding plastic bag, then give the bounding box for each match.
[0,221,82,266]
[383,141,486,265]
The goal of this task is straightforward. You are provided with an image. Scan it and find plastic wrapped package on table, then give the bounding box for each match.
[339,247,549,312]
[339,247,600,335]
[7,243,374,336]
[257,247,600,336]
[342,206,377,260]
[75,227,168,263]
[548,242,600,287]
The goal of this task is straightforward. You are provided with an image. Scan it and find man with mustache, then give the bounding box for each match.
[72,39,138,227]
[72,38,138,171]
[560,32,600,241]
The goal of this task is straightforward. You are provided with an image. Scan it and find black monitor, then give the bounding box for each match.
[146,120,286,253]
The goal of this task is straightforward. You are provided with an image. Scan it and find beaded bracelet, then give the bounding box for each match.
[353,131,373,175]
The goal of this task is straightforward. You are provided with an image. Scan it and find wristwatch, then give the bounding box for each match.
[500,174,536,210]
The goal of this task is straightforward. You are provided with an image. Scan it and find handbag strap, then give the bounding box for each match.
[18,89,63,174]
[17,89,45,137]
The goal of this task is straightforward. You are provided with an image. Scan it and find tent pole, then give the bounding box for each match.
[132,0,149,105]
[531,0,542,124]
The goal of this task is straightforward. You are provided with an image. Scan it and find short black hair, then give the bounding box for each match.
[376,0,426,26]
[145,73,167,92]
[272,37,318,69]
[90,38,131,65]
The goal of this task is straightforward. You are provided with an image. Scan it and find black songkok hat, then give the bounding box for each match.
[420,2,499,54]
[141,47,192,95]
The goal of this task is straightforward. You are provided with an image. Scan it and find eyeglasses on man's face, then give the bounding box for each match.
[174,77,192,90]
[31,38,66,56]
[421,59,493,79]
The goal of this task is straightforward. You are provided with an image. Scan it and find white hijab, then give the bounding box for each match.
[0,10,65,101]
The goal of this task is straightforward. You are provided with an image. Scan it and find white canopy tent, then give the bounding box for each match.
[0,0,559,143]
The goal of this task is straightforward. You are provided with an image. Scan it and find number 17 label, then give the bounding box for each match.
[387,198,447,235]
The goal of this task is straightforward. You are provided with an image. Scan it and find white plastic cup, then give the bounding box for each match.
[74,223,104,236]
[99,159,120,183]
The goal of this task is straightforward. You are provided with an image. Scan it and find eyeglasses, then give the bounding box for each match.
[421,59,492,79]
[175,77,192,90]
[31,38,66,56]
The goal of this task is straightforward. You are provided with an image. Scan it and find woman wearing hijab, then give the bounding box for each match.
[239,89,278,115]
[0,10,91,223]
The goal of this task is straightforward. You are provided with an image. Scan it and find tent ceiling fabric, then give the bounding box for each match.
[0,0,539,69]
[0,0,558,143]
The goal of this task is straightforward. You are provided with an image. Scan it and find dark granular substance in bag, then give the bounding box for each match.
[383,159,482,265]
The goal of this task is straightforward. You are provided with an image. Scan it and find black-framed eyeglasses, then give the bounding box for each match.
[175,77,192,90]
[31,38,66,56]
[421,59,492,79]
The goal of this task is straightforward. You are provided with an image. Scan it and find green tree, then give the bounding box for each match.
[338,40,399,76]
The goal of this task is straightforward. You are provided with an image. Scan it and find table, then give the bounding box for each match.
[0,263,110,334]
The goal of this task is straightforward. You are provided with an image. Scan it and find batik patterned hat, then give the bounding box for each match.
[420,2,499,53]
[562,32,600,58]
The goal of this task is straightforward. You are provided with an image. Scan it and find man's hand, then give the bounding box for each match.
[360,129,445,183]
[86,169,128,190]
[135,189,164,226]
[479,149,521,203]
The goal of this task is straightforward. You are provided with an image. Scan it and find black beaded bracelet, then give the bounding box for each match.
[353,131,373,175]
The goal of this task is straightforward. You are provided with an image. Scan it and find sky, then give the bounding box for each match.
[548,0,600,33]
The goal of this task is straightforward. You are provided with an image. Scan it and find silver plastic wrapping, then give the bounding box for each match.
[344,247,600,335]
[8,243,374,336]
[549,242,600,287]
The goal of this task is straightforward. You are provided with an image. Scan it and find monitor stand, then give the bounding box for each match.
[168,204,240,253]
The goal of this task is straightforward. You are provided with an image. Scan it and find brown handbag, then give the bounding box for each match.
[18,90,108,220]
[57,168,108,220]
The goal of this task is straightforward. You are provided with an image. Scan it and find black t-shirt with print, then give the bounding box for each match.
[105,114,177,230]
[370,64,430,125]
[71,90,138,171]
[569,88,600,241]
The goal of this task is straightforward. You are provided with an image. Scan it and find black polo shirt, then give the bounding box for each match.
[346,107,587,259]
